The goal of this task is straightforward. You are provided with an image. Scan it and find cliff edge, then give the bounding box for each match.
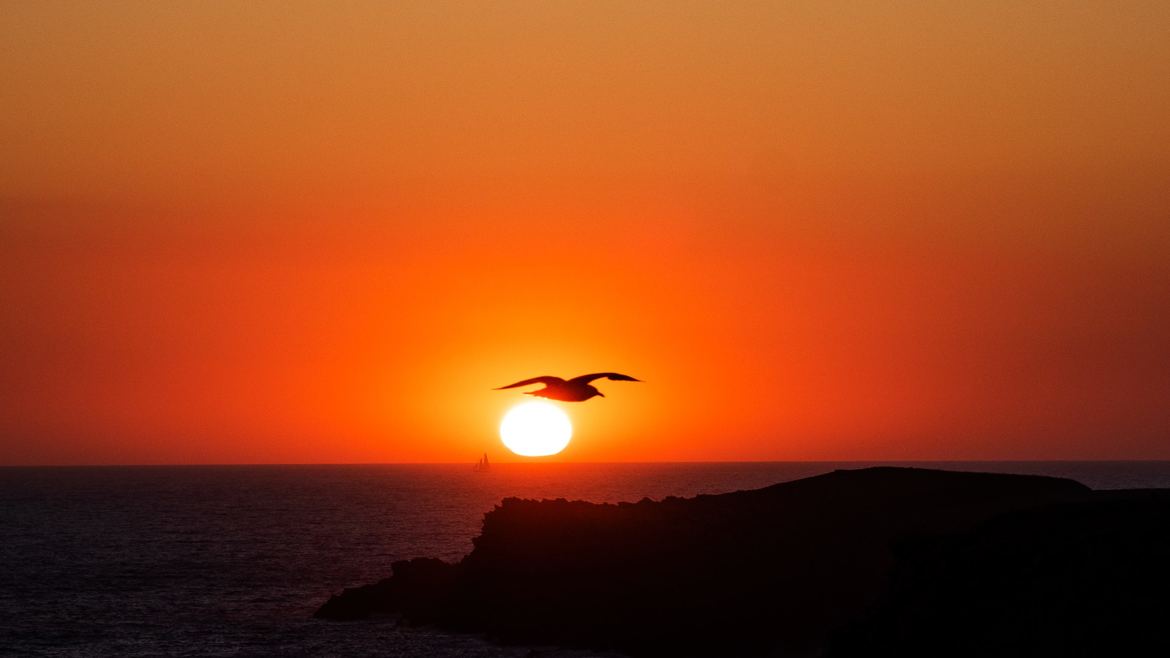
[317,467,1170,656]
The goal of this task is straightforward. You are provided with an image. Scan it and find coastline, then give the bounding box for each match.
[319,466,1170,656]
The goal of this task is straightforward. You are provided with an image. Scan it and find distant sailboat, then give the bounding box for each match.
[474,452,491,472]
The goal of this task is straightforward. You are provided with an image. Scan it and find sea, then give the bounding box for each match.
[3,461,1169,657]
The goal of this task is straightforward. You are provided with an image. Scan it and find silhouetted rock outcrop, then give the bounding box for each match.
[317,467,1170,656]
[315,557,455,622]
[827,488,1170,657]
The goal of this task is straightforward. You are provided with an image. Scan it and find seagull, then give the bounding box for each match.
[494,373,641,402]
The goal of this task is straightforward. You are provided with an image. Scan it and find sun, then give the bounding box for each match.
[499,401,573,457]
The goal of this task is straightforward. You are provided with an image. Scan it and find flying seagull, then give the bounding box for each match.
[494,373,641,402]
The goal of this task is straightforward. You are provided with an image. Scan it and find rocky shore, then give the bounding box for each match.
[317,467,1170,656]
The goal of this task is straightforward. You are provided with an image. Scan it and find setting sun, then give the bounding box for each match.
[499,401,573,457]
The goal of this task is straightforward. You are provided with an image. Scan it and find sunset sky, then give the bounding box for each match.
[3,2,1168,464]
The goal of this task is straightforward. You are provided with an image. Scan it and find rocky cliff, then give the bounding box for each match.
[317,467,1170,656]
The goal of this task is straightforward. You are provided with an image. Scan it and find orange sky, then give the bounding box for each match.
[2,2,1169,464]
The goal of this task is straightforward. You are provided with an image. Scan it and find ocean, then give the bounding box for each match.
[3,461,1168,656]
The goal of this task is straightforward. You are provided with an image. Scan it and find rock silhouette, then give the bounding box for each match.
[828,487,1170,657]
[316,467,1170,656]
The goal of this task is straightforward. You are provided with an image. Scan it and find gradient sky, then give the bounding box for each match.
[3,2,1168,464]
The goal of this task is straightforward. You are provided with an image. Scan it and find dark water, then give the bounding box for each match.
[2,461,1168,656]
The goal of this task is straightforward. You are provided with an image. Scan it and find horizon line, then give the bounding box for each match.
[4,458,1170,468]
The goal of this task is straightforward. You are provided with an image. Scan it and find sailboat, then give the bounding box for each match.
[474,452,491,472]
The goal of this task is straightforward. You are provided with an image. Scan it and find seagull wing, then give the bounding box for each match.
[568,372,642,385]
[494,376,566,390]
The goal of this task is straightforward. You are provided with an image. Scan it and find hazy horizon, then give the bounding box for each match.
[7,458,1170,468]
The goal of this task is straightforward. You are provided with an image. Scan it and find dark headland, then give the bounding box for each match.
[316,467,1170,656]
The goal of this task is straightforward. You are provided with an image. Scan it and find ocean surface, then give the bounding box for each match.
[3,461,1169,656]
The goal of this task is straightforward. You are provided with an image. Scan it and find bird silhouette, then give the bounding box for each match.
[494,373,641,402]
